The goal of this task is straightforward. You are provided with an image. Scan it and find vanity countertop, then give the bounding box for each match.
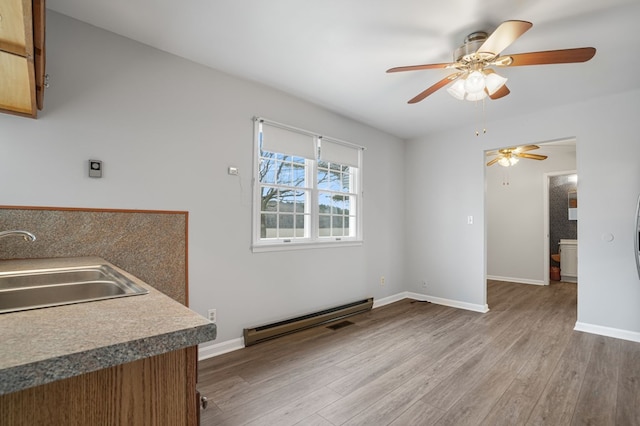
[0,256,216,395]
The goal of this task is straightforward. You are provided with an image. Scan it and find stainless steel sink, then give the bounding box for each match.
[0,264,148,314]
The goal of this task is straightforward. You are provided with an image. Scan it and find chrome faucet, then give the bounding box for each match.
[0,230,37,242]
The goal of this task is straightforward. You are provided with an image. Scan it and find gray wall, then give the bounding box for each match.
[0,12,406,346]
[405,91,640,339]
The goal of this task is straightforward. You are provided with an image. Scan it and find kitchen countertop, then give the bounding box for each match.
[0,256,216,395]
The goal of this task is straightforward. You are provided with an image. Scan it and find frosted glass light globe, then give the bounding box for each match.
[464,71,486,94]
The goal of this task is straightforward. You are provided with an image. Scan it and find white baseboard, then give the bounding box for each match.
[198,338,244,360]
[373,292,408,308]
[416,293,489,313]
[574,322,640,343]
[198,291,489,360]
[487,275,545,286]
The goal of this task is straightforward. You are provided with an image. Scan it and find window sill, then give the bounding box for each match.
[251,239,363,253]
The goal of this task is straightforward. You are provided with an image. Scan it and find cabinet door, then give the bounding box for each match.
[0,0,33,57]
[560,244,578,277]
[0,346,199,425]
[0,0,45,118]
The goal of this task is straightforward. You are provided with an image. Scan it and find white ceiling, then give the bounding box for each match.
[47,0,640,140]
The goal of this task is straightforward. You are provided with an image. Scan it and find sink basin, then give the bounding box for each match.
[0,264,148,314]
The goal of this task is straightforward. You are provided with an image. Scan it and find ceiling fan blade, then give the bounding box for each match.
[408,73,462,104]
[515,145,540,153]
[477,20,532,57]
[488,84,510,100]
[387,62,452,73]
[518,153,548,160]
[487,157,502,166]
[487,157,500,166]
[500,47,596,67]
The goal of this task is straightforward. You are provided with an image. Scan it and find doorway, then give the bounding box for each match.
[485,138,577,291]
[543,171,578,285]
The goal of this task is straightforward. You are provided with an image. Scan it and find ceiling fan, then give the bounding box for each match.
[387,20,596,104]
[486,145,547,167]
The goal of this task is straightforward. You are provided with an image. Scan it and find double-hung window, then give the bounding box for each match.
[252,117,363,251]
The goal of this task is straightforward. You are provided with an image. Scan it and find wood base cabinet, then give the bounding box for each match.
[0,346,198,425]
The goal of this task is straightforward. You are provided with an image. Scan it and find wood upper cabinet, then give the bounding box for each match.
[0,0,46,118]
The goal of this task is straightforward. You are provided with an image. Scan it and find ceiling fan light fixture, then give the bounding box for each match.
[485,72,508,95]
[464,70,486,94]
[498,157,511,167]
[446,79,466,100]
[465,90,487,101]
[498,155,519,167]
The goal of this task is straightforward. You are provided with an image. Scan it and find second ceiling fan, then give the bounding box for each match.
[486,145,547,167]
[387,20,596,104]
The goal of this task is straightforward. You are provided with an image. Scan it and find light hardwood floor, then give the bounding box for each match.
[198,281,640,425]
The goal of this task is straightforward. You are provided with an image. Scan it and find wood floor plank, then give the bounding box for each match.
[615,339,640,425]
[197,281,640,426]
[480,329,571,425]
[571,336,621,425]
[319,350,439,425]
[294,413,336,426]
[525,332,597,425]
[388,401,445,426]
[243,386,341,426]
[433,331,544,425]
[207,366,347,425]
[420,316,529,411]
[327,323,491,425]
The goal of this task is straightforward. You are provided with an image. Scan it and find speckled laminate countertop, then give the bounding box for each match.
[0,256,216,395]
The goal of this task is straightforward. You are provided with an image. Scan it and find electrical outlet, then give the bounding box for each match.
[380,276,385,286]
[208,309,217,323]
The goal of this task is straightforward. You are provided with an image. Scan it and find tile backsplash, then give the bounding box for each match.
[0,206,188,305]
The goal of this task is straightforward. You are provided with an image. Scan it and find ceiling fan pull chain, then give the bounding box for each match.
[482,99,487,135]
[503,170,510,186]
[474,99,487,136]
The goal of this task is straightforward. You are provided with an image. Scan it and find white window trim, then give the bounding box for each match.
[251,117,364,252]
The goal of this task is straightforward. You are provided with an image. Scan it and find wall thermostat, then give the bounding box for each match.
[89,160,102,178]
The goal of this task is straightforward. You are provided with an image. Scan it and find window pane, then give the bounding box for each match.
[319,215,330,236]
[318,192,331,214]
[260,213,277,238]
[276,161,292,185]
[317,166,330,189]
[292,163,306,187]
[293,191,306,213]
[341,171,351,191]
[295,214,306,237]
[329,171,342,191]
[260,155,277,184]
[332,194,347,214]
[332,216,344,236]
[261,187,277,212]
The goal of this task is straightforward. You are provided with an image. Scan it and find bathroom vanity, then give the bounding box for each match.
[559,239,578,282]
[0,257,216,425]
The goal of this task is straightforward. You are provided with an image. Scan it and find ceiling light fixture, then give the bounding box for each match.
[446,70,507,101]
[497,155,519,167]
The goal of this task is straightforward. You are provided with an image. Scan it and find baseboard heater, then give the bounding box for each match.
[243,297,373,346]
